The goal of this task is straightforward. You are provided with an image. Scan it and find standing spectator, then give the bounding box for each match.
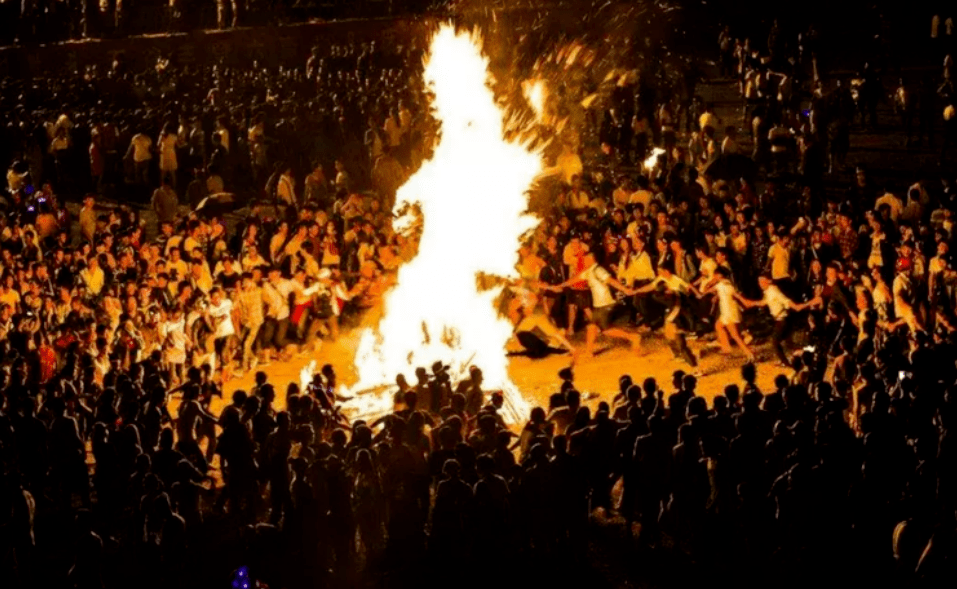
[158,123,179,190]
[151,177,178,225]
[127,130,153,186]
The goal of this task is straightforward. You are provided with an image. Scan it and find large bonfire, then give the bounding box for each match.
[337,25,544,424]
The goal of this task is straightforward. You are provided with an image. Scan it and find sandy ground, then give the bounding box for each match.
[206,326,785,420]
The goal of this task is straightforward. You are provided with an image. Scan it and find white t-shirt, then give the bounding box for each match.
[583,264,616,308]
[763,284,791,320]
[131,134,153,162]
[209,298,235,338]
[263,279,296,320]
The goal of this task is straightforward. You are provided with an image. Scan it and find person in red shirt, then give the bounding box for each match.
[36,332,57,384]
[562,231,592,336]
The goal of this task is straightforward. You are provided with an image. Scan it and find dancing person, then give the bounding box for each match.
[701,267,754,361]
[551,252,640,357]
[562,231,592,336]
[634,260,700,370]
[736,274,811,366]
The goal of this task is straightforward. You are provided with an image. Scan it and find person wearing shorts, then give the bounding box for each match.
[635,261,699,369]
[551,252,640,357]
[562,232,592,336]
[206,287,237,381]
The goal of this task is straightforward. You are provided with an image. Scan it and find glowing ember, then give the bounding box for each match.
[340,25,542,424]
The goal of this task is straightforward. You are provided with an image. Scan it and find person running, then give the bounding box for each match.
[633,260,700,370]
[701,266,754,361]
[736,274,811,366]
[562,231,592,336]
[550,252,640,357]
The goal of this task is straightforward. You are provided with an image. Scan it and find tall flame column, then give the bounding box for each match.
[342,26,543,423]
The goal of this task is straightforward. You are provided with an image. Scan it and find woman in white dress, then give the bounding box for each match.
[704,266,754,360]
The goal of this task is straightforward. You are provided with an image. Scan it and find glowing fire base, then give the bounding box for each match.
[330,25,543,426]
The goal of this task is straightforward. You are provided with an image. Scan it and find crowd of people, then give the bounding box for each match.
[0,0,446,45]
[1,5,957,589]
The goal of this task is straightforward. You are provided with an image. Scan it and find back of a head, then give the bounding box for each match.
[476,453,495,473]
[774,373,790,390]
[687,396,707,418]
[682,374,697,391]
[626,384,641,403]
[277,411,290,429]
[565,388,581,409]
[743,390,762,410]
[725,384,740,403]
[741,362,757,383]
[713,396,729,412]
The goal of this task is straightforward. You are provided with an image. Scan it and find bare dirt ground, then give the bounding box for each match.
[210,326,783,419]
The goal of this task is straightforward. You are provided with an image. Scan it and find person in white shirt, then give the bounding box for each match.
[737,274,810,366]
[622,234,657,323]
[612,177,633,210]
[565,175,591,212]
[550,252,640,358]
[288,267,326,349]
[633,261,700,368]
[127,131,153,185]
[874,190,904,222]
[80,256,105,296]
[890,257,922,334]
[206,287,237,379]
[694,244,719,289]
[277,166,297,208]
[628,176,655,211]
[261,267,295,360]
[241,247,268,273]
